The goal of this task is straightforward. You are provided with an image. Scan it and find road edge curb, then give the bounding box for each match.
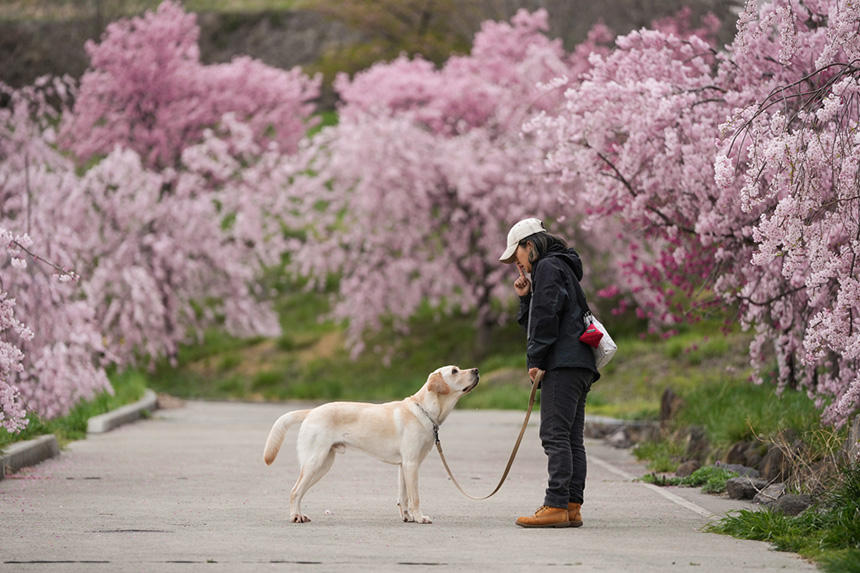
[0,434,59,480]
[87,389,158,434]
[0,388,159,481]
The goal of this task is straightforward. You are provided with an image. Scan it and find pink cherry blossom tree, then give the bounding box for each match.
[1,229,34,433]
[61,0,320,169]
[1,1,318,427]
[532,0,859,425]
[1,79,111,426]
[53,0,317,364]
[291,10,610,356]
[1,86,292,426]
[525,27,732,327]
[715,0,860,425]
[66,120,291,365]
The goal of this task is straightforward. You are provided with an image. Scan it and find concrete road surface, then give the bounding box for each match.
[1,400,816,572]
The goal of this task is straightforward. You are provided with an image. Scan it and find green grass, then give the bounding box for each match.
[307,110,338,137]
[0,369,148,450]
[630,375,831,475]
[633,439,687,473]
[640,465,739,493]
[144,295,530,406]
[673,379,824,450]
[626,347,850,570]
[707,463,860,573]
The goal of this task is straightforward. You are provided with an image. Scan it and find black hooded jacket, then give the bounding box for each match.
[517,247,599,382]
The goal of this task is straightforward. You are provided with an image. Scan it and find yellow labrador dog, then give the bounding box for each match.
[263,365,479,524]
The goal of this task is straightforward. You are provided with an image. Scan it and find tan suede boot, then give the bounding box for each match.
[567,503,583,527]
[515,505,571,528]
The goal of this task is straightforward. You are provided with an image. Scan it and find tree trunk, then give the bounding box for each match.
[474,315,494,360]
[846,415,860,466]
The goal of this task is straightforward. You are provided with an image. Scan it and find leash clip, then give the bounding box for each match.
[432,424,440,445]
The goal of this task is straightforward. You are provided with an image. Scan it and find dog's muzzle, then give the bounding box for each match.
[463,373,480,393]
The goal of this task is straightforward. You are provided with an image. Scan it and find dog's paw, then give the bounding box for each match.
[418,515,433,524]
[398,501,416,522]
[291,513,311,523]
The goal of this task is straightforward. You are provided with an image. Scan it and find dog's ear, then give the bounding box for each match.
[428,372,450,394]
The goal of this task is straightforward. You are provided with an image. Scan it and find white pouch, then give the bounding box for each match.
[583,313,617,369]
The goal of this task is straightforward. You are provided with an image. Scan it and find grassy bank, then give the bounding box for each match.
[623,338,853,572]
[708,463,860,573]
[143,290,534,407]
[632,377,832,474]
[138,283,756,421]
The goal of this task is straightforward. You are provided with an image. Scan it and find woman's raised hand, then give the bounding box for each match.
[513,264,531,296]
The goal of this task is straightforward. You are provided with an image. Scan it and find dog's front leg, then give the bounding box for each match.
[397,465,411,522]
[402,462,432,524]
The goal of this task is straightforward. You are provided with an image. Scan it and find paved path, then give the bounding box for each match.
[2,401,815,572]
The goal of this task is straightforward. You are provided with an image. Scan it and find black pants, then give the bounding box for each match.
[539,367,592,508]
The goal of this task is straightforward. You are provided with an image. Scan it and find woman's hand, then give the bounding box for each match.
[513,265,531,296]
[529,368,545,385]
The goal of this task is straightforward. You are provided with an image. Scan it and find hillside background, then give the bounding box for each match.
[1,0,739,106]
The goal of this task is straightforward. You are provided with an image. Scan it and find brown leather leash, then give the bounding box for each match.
[429,376,539,500]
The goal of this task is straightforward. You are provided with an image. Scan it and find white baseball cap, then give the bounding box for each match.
[499,217,546,263]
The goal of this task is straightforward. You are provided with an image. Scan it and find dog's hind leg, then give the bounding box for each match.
[289,448,336,523]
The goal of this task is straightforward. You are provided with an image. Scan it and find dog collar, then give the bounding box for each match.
[414,402,440,445]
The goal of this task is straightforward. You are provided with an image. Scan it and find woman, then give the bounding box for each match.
[499,217,599,528]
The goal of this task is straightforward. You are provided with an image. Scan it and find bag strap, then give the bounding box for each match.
[564,263,594,322]
[433,375,539,500]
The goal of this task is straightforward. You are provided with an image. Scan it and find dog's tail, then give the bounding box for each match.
[263,409,310,465]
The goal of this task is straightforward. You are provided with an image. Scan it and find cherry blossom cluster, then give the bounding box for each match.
[1,229,33,432]
[526,28,727,327]
[61,0,319,169]
[290,10,613,355]
[0,80,111,428]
